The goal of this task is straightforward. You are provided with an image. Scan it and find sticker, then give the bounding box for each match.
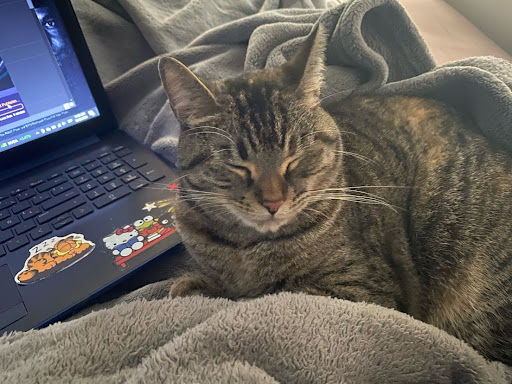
[142,197,175,212]
[103,208,177,268]
[15,234,95,285]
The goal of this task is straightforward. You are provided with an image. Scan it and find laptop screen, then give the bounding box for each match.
[0,0,100,153]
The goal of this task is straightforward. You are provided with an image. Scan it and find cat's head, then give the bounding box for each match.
[159,26,343,234]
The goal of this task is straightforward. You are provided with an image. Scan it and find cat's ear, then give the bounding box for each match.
[159,57,219,125]
[283,24,327,103]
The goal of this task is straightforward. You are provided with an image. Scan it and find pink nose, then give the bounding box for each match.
[263,199,285,213]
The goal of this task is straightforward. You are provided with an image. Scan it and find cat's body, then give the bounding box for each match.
[159,27,512,364]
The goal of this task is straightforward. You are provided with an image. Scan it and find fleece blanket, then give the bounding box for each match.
[1,284,511,383]
[1,0,512,382]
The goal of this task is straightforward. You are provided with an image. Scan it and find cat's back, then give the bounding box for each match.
[329,95,512,364]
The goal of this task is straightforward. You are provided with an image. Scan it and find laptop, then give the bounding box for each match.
[0,0,182,333]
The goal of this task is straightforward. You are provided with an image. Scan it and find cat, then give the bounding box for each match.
[158,26,512,364]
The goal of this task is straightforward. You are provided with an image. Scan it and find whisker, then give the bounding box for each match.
[302,207,331,221]
[184,129,236,146]
[334,150,376,164]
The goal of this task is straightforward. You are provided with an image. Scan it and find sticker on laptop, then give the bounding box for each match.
[15,234,95,285]
[103,209,177,268]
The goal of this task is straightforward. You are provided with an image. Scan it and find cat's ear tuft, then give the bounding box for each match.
[159,57,219,126]
[284,24,327,103]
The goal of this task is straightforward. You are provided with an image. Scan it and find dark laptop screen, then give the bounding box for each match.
[0,0,99,153]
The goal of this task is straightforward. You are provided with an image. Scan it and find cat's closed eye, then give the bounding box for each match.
[226,163,252,180]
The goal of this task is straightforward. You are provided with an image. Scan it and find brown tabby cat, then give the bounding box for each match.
[158,26,511,364]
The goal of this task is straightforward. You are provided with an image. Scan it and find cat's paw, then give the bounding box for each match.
[169,273,208,298]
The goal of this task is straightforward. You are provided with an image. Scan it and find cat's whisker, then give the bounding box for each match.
[334,150,376,164]
[309,194,399,213]
[185,125,233,137]
[310,188,392,202]
[302,206,331,221]
[183,128,236,146]
[318,89,348,104]
[178,191,226,199]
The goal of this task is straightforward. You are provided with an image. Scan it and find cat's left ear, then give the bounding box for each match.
[283,24,327,103]
[159,57,219,126]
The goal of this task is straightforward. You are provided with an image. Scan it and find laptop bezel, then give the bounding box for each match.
[0,0,117,172]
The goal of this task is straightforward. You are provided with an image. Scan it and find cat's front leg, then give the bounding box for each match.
[169,272,222,298]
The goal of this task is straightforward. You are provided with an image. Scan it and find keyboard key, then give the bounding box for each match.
[0,216,20,230]
[104,180,123,192]
[121,173,138,183]
[31,192,51,205]
[10,187,27,196]
[37,196,86,224]
[29,179,45,188]
[37,176,67,192]
[68,168,84,178]
[42,189,79,211]
[65,165,79,173]
[0,195,7,201]
[91,166,108,177]
[128,179,148,191]
[97,151,111,159]
[51,182,73,196]
[86,188,105,200]
[0,198,16,210]
[6,235,29,252]
[30,224,52,241]
[114,166,131,177]
[107,160,124,170]
[93,186,131,208]
[124,156,147,169]
[82,158,95,166]
[21,206,41,220]
[97,173,115,184]
[16,189,36,202]
[84,160,101,171]
[138,165,165,182]
[51,214,74,230]
[115,148,132,157]
[74,175,91,185]
[0,209,11,220]
[100,154,116,164]
[0,229,14,244]
[0,245,5,258]
[112,145,124,152]
[72,204,94,219]
[0,227,15,245]
[15,219,36,235]
[80,181,98,192]
[11,201,31,214]
[47,172,62,180]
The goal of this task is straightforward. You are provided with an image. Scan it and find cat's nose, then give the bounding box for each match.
[262,199,285,214]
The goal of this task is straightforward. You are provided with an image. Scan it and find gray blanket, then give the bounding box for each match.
[1,0,512,382]
[1,285,511,383]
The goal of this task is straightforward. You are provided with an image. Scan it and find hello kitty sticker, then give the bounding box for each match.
[15,233,95,285]
[102,209,177,268]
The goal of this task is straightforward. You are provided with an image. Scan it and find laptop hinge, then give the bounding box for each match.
[0,135,100,182]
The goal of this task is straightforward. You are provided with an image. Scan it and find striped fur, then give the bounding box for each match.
[159,27,512,364]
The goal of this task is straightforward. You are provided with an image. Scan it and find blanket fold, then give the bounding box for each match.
[2,0,511,381]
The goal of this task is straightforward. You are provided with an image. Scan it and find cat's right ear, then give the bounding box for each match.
[159,57,219,126]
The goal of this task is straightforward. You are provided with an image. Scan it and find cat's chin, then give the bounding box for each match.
[237,215,290,233]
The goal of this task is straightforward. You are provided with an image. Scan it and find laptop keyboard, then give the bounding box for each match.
[0,146,165,256]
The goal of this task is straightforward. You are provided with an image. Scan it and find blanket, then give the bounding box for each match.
[1,285,511,383]
[1,0,511,382]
